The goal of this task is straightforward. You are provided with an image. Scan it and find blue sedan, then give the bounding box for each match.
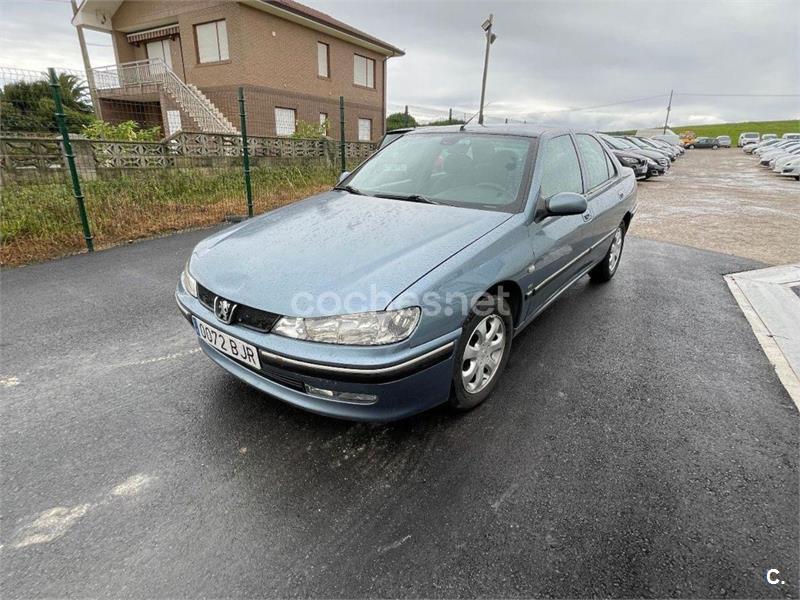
[176,125,637,421]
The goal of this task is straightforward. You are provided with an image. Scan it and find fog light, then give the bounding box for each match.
[304,384,377,405]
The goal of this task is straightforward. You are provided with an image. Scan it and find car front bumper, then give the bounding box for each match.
[175,287,459,421]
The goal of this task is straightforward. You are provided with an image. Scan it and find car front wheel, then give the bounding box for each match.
[451,293,513,411]
[589,223,625,283]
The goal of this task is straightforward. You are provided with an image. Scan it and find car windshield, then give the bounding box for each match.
[605,136,635,150]
[626,137,652,149]
[342,132,535,212]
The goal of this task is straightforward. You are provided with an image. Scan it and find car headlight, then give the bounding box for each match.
[181,261,198,297]
[619,155,641,167]
[272,307,421,345]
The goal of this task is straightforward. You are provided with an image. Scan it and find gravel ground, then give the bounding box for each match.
[631,148,800,266]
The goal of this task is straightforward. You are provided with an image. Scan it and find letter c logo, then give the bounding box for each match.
[766,569,781,585]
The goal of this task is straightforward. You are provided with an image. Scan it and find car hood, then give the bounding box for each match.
[627,147,668,161]
[190,191,511,316]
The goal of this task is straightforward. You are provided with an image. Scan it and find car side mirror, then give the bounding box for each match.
[337,171,351,185]
[546,192,587,216]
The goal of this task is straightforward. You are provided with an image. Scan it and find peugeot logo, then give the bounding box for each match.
[214,296,237,324]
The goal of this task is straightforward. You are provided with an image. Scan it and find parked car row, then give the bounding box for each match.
[598,134,683,180]
[744,137,800,180]
[737,131,800,147]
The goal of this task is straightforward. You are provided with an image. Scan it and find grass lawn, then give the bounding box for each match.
[1,163,339,266]
[672,119,800,140]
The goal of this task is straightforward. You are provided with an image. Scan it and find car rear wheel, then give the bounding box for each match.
[713,145,719,150]
[450,293,513,411]
[688,144,695,149]
[589,223,625,283]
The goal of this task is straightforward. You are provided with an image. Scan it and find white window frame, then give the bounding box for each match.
[317,41,329,78]
[195,20,229,64]
[353,54,375,88]
[358,118,372,142]
[275,107,296,136]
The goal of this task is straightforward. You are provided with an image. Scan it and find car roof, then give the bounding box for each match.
[403,123,574,139]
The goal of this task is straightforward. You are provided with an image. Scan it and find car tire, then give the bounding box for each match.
[713,145,719,150]
[589,222,626,283]
[688,144,695,149]
[450,292,513,411]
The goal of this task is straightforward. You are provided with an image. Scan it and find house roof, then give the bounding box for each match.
[259,0,404,56]
[72,0,404,57]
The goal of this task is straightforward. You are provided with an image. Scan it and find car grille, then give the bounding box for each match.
[197,283,281,333]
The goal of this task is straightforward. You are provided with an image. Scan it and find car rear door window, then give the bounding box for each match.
[576,134,612,191]
[538,135,583,199]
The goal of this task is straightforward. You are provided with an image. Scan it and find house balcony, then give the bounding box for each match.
[89,58,237,134]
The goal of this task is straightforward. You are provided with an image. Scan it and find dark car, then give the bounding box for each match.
[687,137,720,149]
[597,134,651,179]
[603,135,670,176]
[623,136,675,161]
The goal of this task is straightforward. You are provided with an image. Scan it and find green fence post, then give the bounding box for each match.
[237,87,254,218]
[49,67,93,252]
[338,96,346,173]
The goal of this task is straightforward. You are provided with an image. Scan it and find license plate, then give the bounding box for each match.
[194,319,261,369]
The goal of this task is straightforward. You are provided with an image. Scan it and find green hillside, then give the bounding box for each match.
[672,120,799,140]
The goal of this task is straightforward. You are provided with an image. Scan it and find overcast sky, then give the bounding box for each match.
[1,0,798,130]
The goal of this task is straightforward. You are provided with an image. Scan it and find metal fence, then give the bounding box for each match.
[1,67,376,266]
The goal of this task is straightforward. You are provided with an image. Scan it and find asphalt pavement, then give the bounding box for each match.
[1,230,798,598]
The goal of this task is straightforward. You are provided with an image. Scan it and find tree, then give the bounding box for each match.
[386,111,417,131]
[0,72,95,133]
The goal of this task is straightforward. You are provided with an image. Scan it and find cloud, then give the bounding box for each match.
[1,0,797,129]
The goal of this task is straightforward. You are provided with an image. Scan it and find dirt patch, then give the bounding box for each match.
[630,148,799,265]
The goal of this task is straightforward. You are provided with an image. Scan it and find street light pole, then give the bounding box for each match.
[478,14,496,125]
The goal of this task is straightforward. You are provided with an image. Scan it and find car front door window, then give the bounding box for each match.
[538,135,583,200]
[576,134,612,192]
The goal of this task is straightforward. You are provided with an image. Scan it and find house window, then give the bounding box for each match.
[358,118,372,141]
[195,20,229,63]
[317,42,329,78]
[353,54,375,88]
[319,112,328,133]
[275,107,296,136]
[146,39,172,69]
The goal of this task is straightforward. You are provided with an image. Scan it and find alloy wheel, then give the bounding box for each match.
[608,227,623,272]
[461,314,506,394]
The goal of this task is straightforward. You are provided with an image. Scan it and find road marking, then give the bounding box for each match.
[111,473,151,497]
[726,266,800,412]
[11,504,91,548]
[123,348,200,367]
[0,376,20,388]
[491,483,520,510]
[5,473,155,550]
[378,534,411,554]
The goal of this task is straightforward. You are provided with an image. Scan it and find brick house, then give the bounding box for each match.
[72,0,404,141]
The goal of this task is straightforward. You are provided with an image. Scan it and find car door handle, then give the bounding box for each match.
[618,190,624,199]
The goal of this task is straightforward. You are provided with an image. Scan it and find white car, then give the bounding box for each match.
[776,157,800,180]
[754,140,796,157]
[762,145,800,166]
[738,132,760,147]
[773,154,800,172]
[761,134,778,141]
[782,133,800,141]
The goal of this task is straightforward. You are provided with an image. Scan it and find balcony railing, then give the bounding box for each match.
[91,58,171,91]
[89,58,237,134]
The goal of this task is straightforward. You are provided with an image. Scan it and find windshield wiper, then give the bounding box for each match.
[373,192,439,205]
[334,184,365,195]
